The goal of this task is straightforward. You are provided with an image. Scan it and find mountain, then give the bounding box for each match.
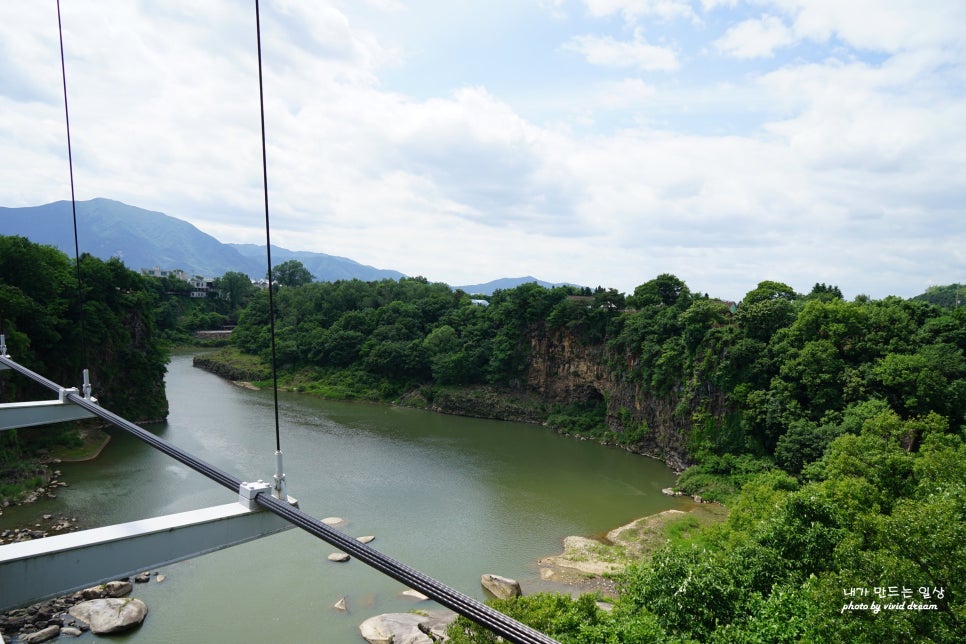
[455,276,579,296]
[0,198,256,278]
[0,198,570,289]
[228,243,403,282]
[0,198,403,282]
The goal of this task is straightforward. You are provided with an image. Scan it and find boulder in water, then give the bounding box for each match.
[68,598,148,634]
[359,612,449,644]
[20,625,60,643]
[481,573,522,600]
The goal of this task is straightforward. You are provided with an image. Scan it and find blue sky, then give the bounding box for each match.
[1,1,964,300]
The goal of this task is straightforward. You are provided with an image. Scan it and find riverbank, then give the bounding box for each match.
[191,348,690,474]
[44,428,111,463]
[0,428,110,509]
[537,502,728,597]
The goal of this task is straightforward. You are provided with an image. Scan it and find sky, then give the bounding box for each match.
[1,1,964,301]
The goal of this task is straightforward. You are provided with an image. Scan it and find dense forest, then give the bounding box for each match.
[0,236,167,496]
[212,265,964,642]
[1,237,962,641]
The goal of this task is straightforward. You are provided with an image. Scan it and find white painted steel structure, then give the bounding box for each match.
[0,497,292,611]
[0,338,296,612]
[0,339,559,643]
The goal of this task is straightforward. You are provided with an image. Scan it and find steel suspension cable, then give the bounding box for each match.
[41,4,558,641]
[56,0,89,373]
[254,0,283,456]
[0,354,559,644]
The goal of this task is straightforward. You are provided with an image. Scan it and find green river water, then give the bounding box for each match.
[2,353,685,642]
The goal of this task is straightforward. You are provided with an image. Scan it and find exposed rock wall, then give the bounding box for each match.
[526,327,718,471]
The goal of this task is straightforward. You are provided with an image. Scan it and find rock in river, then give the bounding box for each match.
[481,574,522,600]
[68,598,148,634]
[20,625,60,643]
[104,580,132,597]
[359,611,456,644]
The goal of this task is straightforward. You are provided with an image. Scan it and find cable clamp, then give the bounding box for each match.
[238,480,272,510]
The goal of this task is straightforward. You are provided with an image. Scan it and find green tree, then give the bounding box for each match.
[628,273,691,309]
[1,238,168,478]
[741,280,797,306]
[806,282,844,301]
[271,259,313,287]
[215,271,255,312]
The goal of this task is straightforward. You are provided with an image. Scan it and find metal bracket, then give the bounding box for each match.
[238,480,272,510]
[273,450,287,499]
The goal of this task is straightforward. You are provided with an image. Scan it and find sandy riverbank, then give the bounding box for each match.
[536,502,728,597]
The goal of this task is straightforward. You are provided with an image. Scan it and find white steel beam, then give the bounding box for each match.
[0,398,96,431]
[0,499,294,611]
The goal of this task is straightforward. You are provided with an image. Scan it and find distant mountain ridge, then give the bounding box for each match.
[454,276,578,295]
[0,198,246,278]
[0,198,404,282]
[0,198,576,290]
[227,243,403,282]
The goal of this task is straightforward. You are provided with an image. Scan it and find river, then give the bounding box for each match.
[2,353,684,641]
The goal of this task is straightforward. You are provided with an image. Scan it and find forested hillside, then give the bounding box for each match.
[214,270,964,641]
[3,236,961,640]
[0,236,168,495]
[223,274,966,470]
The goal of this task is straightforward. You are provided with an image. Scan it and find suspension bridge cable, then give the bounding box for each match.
[40,5,555,641]
[56,0,89,372]
[253,0,283,455]
[253,0,287,502]
[0,354,560,644]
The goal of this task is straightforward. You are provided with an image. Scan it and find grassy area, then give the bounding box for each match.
[541,502,729,584]
[46,428,110,462]
[275,367,392,401]
[607,502,728,562]
[192,347,272,382]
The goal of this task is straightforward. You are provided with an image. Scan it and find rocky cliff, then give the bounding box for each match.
[526,327,723,471]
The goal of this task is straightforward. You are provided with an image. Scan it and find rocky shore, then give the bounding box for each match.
[537,501,728,596]
[0,469,73,518]
[0,575,158,642]
[355,502,728,643]
[0,512,79,546]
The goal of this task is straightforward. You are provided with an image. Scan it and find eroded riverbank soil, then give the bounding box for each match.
[537,503,729,597]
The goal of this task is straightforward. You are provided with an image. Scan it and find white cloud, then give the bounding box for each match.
[714,14,795,59]
[1,0,963,300]
[563,32,679,70]
[582,0,698,23]
[536,0,569,19]
[700,0,739,9]
[596,78,657,108]
[776,0,966,53]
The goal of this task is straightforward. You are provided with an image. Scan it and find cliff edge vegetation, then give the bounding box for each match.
[0,236,168,502]
[193,268,965,642]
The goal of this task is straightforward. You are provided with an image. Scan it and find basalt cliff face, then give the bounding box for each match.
[526,328,725,471]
